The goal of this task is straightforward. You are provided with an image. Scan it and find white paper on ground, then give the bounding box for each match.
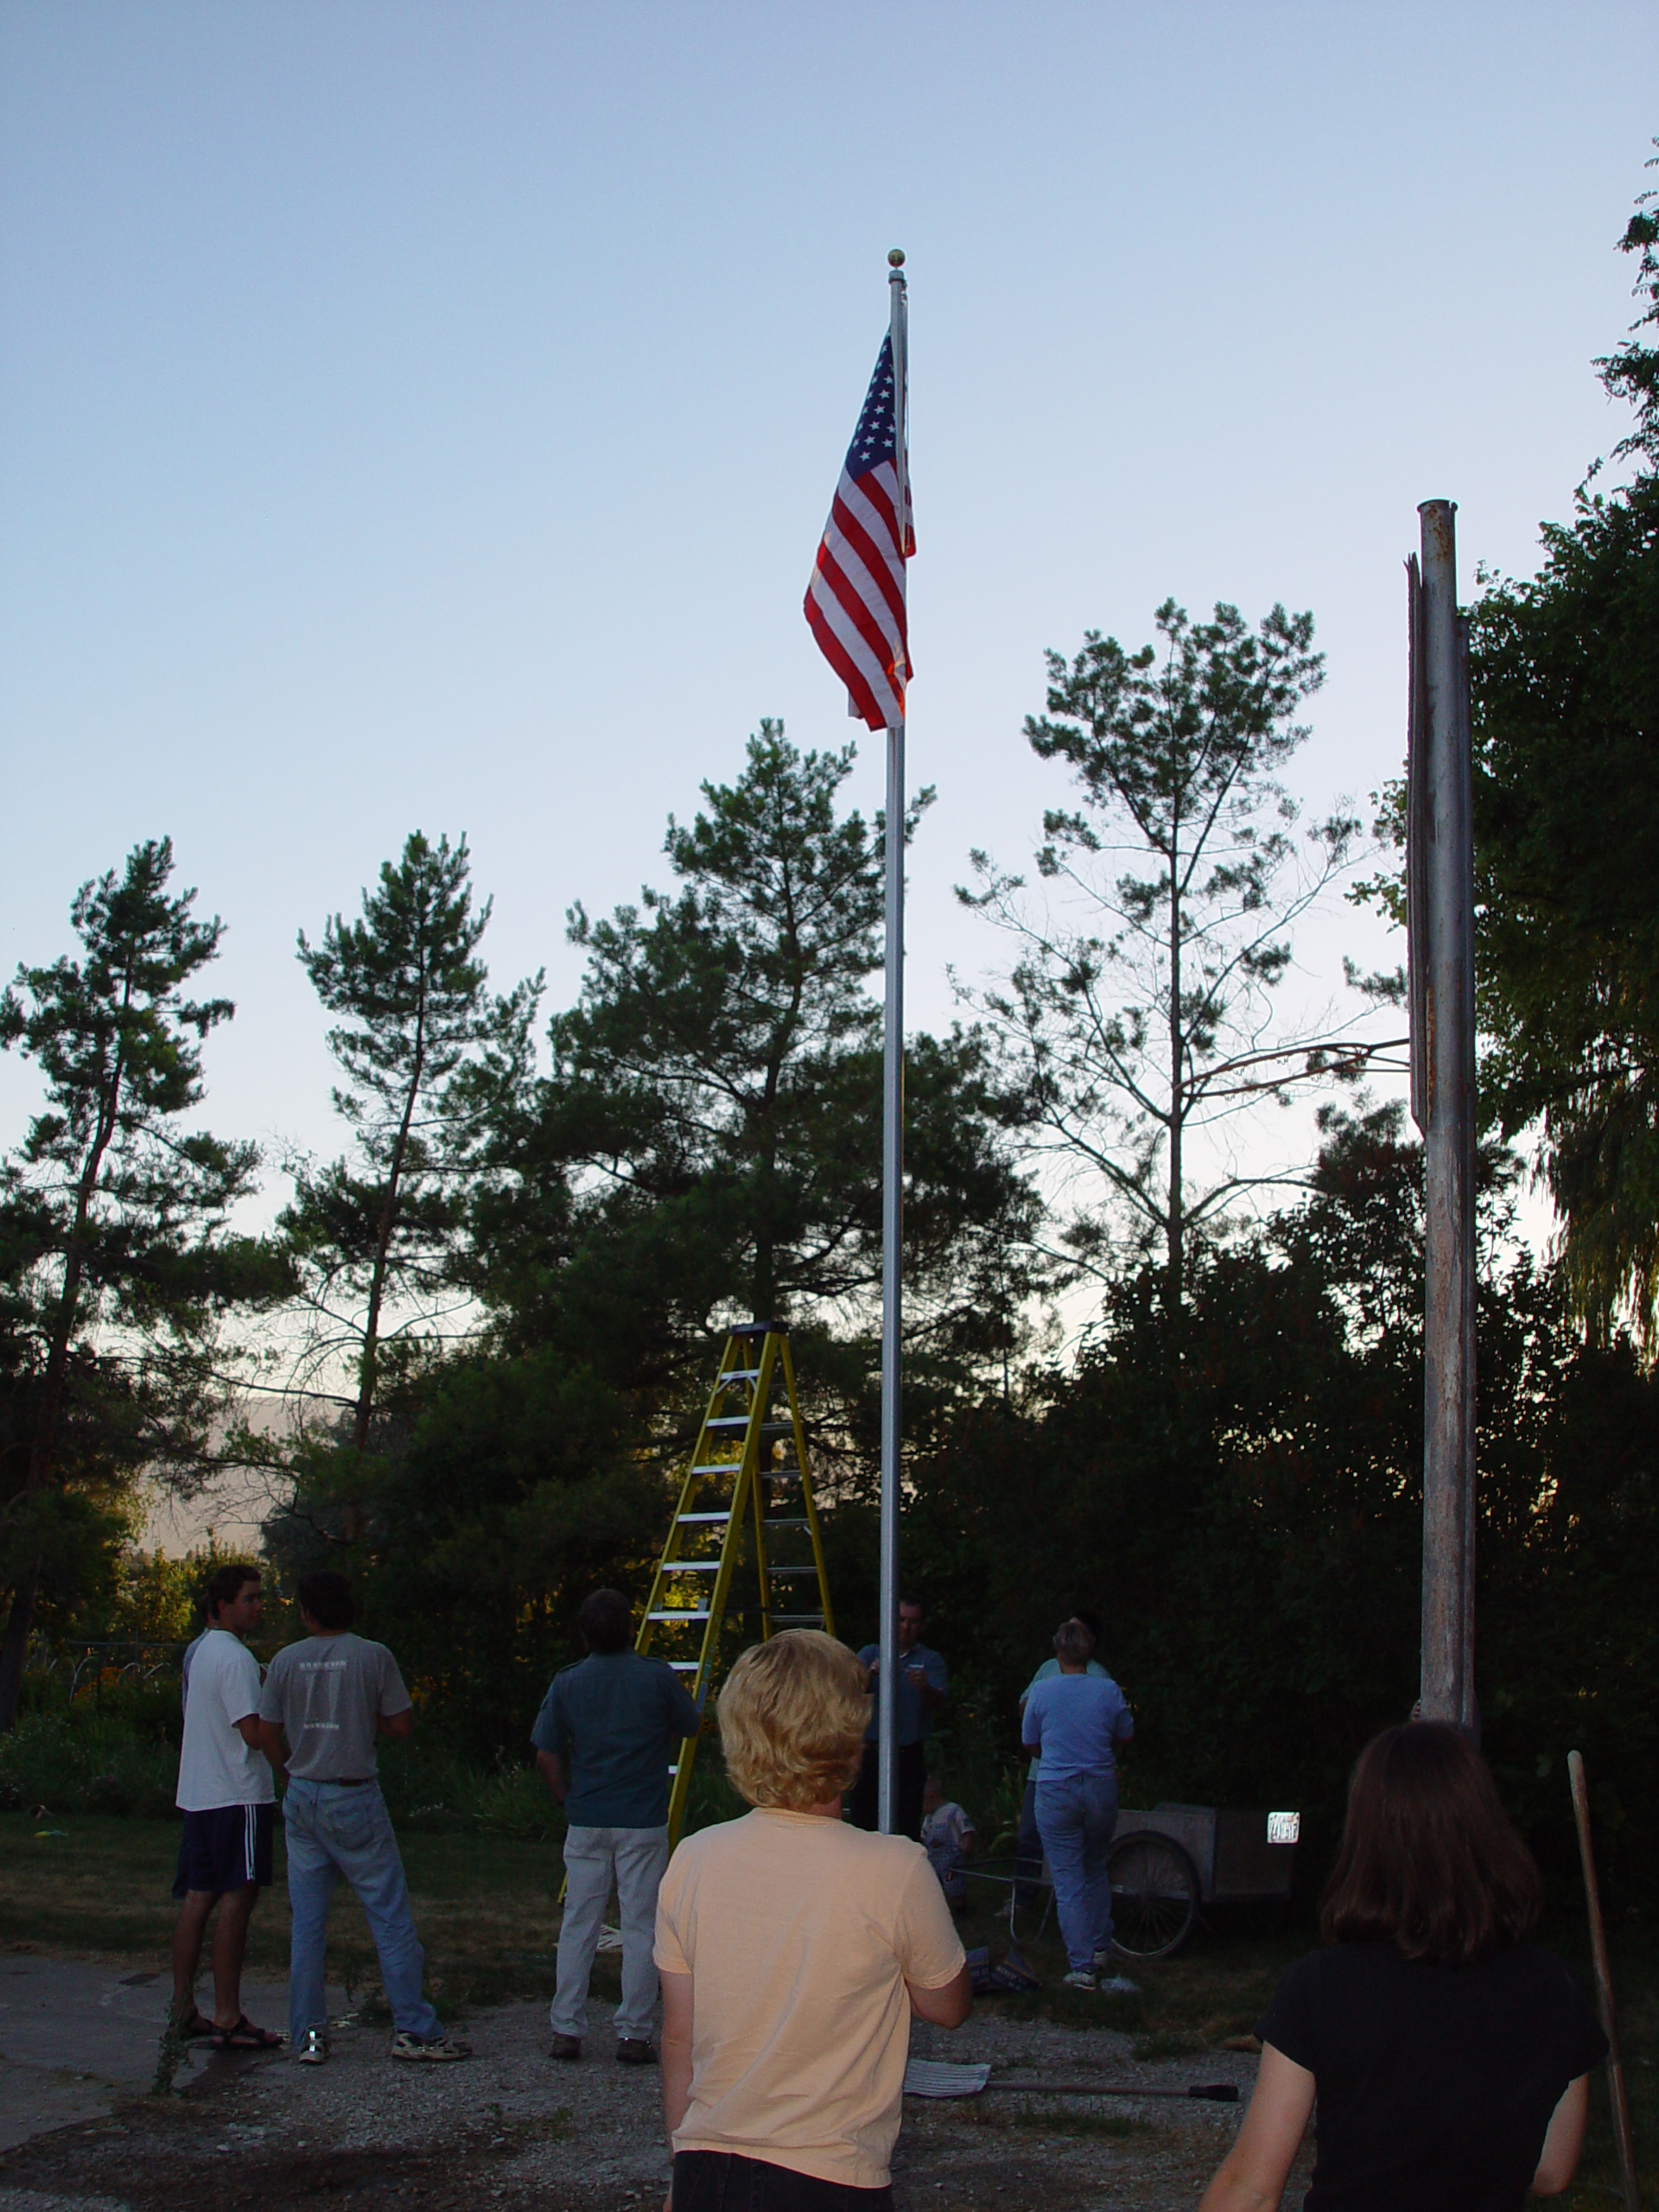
[902,2059,991,2099]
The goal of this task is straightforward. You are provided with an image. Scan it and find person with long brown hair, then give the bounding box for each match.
[1200,1723,1606,2211]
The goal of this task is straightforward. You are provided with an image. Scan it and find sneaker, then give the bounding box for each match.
[1098,1974,1142,1996]
[1062,1969,1097,1992]
[296,2027,328,2066]
[614,2038,658,2065]
[391,2031,470,2062]
[549,2033,582,2062]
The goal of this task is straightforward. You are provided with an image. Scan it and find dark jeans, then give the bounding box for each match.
[672,2152,893,2210]
[848,1739,925,1840]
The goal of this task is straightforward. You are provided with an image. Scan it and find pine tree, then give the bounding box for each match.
[0,840,268,1728]
[283,832,540,1455]
[962,600,1387,1319]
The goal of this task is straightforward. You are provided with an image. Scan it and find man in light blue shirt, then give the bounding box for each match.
[1021,1617,1135,1993]
[1016,1611,1108,1906]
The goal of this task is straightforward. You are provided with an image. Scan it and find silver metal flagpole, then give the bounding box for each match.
[877,250,908,1836]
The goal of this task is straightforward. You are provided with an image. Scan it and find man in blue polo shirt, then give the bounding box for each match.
[849,1593,948,1840]
[531,1588,701,2065]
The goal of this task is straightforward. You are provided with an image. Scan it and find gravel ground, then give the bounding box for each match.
[0,1996,1301,2212]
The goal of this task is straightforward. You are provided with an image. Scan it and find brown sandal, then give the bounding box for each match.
[211,2014,283,2051]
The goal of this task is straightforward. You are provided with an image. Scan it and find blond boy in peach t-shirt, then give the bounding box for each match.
[655,1633,970,2208]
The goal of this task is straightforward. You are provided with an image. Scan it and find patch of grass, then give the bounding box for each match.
[0,1809,584,2010]
[963,2098,1155,2139]
[1131,2030,1205,2061]
[1007,2107,1155,2139]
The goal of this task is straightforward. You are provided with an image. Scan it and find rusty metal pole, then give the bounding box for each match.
[1415,499,1478,1729]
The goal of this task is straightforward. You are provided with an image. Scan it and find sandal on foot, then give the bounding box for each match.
[176,2008,216,2041]
[211,2015,283,2051]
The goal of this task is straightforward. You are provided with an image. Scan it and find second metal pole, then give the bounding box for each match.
[1418,498,1478,1732]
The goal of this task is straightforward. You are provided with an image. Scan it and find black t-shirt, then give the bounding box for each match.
[1257,1942,1606,2212]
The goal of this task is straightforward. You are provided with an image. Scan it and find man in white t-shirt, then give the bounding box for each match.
[170,1564,283,2050]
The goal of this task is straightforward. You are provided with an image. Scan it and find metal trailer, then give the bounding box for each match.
[1107,1802,1300,1960]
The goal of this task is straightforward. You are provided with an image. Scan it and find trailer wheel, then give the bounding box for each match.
[1109,1832,1200,1959]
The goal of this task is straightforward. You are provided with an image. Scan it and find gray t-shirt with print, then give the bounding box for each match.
[260,1632,412,1782]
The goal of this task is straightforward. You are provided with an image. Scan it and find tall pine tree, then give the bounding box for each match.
[0,841,269,1728]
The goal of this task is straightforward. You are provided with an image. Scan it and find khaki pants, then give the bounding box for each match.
[551,1823,670,2044]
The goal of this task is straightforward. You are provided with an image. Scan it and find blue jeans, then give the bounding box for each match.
[282,1778,442,2044]
[1034,1774,1118,1972]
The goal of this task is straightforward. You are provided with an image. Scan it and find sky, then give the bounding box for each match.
[2,1,1656,1255]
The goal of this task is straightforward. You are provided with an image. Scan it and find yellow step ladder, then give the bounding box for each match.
[637,1324,835,1845]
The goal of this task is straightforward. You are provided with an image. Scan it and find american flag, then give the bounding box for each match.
[804,334,913,731]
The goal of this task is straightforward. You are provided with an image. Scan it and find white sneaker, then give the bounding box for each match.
[391,2031,470,2062]
[1062,1969,1097,1992]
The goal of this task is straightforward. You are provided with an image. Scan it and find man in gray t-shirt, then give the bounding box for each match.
[257,1572,464,2066]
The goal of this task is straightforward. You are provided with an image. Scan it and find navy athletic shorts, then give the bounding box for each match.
[172,1802,275,1898]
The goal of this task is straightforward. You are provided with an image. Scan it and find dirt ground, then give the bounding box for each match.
[0,1987,1281,2212]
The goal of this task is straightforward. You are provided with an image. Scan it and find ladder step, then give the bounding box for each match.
[772,1613,826,1624]
[764,1566,820,1575]
[648,1609,713,1621]
[678,1511,732,1523]
[666,1661,699,1672]
[691,1462,744,1478]
[717,1368,762,1384]
[664,1560,721,1573]
[705,1418,792,1435]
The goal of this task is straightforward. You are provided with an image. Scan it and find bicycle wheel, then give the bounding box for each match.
[1109,1831,1200,1959]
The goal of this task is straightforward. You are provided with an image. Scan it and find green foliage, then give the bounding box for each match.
[267,1345,664,1753]
[962,600,1376,1317]
[0,839,278,1727]
[472,721,1046,1414]
[0,1694,181,1817]
[283,831,541,1452]
[1465,156,1659,1343]
[890,1107,1659,1905]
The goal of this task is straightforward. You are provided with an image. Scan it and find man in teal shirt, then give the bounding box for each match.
[531,1589,701,2064]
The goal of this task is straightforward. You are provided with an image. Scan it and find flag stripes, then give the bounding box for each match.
[804,336,912,732]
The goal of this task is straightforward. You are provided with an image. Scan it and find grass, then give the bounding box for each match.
[963,2103,1156,2140]
[0,1810,592,2014]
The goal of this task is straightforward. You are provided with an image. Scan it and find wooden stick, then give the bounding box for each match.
[988,2078,1239,2102]
[1567,1750,1640,2212]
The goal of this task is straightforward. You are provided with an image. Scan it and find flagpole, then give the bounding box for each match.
[877,250,907,1838]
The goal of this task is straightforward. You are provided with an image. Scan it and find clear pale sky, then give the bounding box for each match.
[3,2,1655,1220]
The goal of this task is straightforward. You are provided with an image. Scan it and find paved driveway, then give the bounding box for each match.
[0,1958,332,2151]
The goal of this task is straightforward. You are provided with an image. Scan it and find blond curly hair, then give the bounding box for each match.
[717,1630,871,1810]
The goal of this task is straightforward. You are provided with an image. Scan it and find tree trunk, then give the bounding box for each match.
[351,998,428,1458]
[1166,841,1185,1325]
[0,1570,40,1735]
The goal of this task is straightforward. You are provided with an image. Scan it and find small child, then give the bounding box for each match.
[920,1775,976,1907]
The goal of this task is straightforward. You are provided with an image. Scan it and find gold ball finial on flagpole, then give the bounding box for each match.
[888,248,906,268]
